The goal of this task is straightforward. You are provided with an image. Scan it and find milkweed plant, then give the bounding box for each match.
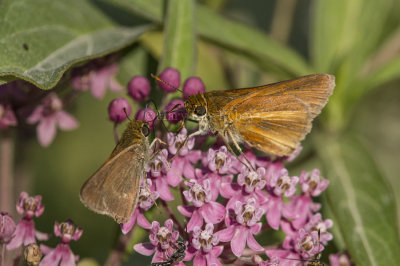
[0,62,352,266]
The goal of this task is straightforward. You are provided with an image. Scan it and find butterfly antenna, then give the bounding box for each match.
[151,73,183,93]
[123,108,132,121]
[146,99,170,133]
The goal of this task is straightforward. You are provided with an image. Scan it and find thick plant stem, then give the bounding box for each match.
[0,131,15,214]
[105,227,133,266]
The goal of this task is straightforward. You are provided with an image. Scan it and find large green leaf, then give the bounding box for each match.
[158,0,196,83]
[317,135,400,265]
[0,0,153,89]
[113,0,312,77]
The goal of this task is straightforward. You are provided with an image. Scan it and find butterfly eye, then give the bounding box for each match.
[194,106,206,116]
[141,125,150,137]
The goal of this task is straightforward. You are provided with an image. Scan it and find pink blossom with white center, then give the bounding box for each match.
[237,166,267,193]
[166,129,202,182]
[206,146,236,174]
[329,253,352,266]
[179,179,225,231]
[216,197,264,257]
[121,179,159,233]
[266,166,298,198]
[185,223,224,266]
[7,192,49,250]
[134,220,183,264]
[300,169,329,197]
[294,229,323,259]
[39,220,82,266]
[167,128,195,156]
[303,213,333,244]
[26,93,79,147]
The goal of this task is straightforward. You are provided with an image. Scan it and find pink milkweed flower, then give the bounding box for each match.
[121,179,159,233]
[0,104,17,129]
[237,166,267,194]
[299,169,329,197]
[265,164,298,198]
[40,220,82,266]
[178,179,225,232]
[185,223,224,266]
[134,219,184,264]
[216,197,265,257]
[303,213,333,244]
[7,192,49,250]
[206,146,238,175]
[71,63,123,99]
[26,93,79,147]
[146,149,175,201]
[167,129,202,181]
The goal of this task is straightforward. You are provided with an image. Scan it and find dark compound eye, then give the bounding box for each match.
[194,106,206,116]
[141,125,150,137]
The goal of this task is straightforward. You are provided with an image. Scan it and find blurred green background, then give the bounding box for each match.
[1,0,400,265]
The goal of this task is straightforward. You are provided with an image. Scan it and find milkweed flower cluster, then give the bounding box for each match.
[113,67,334,265]
[2,192,83,266]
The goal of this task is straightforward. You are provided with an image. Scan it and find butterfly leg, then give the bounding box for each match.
[220,130,256,171]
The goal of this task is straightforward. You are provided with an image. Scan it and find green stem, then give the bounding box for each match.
[0,131,15,214]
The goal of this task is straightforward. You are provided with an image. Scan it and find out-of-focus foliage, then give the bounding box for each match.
[1,0,400,265]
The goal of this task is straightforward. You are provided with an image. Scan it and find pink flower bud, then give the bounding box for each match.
[157,68,180,93]
[108,98,132,123]
[0,212,16,243]
[182,77,205,99]
[128,76,151,101]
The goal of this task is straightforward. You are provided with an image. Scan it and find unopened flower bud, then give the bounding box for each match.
[165,99,185,124]
[157,68,180,93]
[135,108,157,130]
[182,77,205,99]
[24,243,42,266]
[0,212,16,243]
[128,76,151,101]
[108,98,132,123]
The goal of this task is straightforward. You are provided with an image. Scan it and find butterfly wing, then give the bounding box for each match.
[80,141,147,223]
[218,74,335,156]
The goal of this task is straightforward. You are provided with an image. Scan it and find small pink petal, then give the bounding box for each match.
[177,205,195,217]
[206,253,223,266]
[250,223,262,235]
[193,253,207,266]
[134,242,156,255]
[137,212,151,229]
[231,226,248,257]
[121,209,138,234]
[6,222,26,250]
[155,178,174,201]
[37,116,57,147]
[215,226,235,242]
[187,210,203,232]
[56,111,79,131]
[60,245,75,266]
[210,246,224,257]
[39,247,62,266]
[36,230,49,241]
[26,106,44,124]
[201,202,225,224]
[167,159,184,186]
[247,233,264,251]
[40,244,53,255]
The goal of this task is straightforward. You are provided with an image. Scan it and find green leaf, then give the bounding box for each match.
[317,134,400,265]
[112,0,311,77]
[158,0,196,83]
[364,56,400,91]
[196,6,312,76]
[0,0,153,89]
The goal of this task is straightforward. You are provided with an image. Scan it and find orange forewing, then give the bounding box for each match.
[204,74,335,156]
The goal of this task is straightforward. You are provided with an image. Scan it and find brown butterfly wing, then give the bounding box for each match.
[80,142,147,223]
[219,74,335,156]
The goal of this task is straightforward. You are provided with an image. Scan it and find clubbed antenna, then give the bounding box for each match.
[151,73,183,93]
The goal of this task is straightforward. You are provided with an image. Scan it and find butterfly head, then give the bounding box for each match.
[184,93,208,121]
